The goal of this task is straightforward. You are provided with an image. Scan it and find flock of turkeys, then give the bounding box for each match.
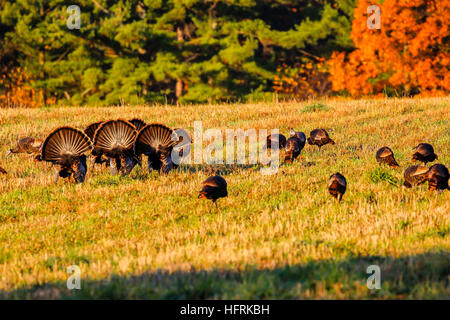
[375,142,448,191]
[1,121,448,207]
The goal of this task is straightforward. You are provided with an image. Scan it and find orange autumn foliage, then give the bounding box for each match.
[328,0,450,96]
[0,67,55,108]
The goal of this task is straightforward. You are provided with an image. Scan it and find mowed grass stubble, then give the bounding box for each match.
[0,97,449,299]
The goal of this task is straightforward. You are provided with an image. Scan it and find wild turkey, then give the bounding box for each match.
[93,119,138,175]
[84,121,104,140]
[129,118,147,132]
[128,119,149,168]
[412,143,438,165]
[40,126,92,183]
[376,146,399,167]
[328,173,347,201]
[307,129,335,151]
[290,131,306,150]
[427,164,449,191]
[198,175,228,207]
[265,133,287,150]
[6,137,42,156]
[0,166,6,174]
[172,128,192,167]
[134,123,176,174]
[403,165,429,188]
[284,131,306,163]
[84,121,109,167]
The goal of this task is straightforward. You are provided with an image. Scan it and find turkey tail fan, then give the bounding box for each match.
[93,119,137,158]
[41,126,93,164]
[135,123,176,156]
[128,118,148,167]
[85,121,105,165]
[84,121,104,141]
[129,118,147,132]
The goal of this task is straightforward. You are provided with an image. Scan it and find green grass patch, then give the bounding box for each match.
[301,102,330,112]
[368,167,400,186]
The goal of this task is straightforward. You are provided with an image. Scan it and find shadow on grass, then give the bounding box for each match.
[172,164,262,176]
[1,251,448,299]
[89,156,313,181]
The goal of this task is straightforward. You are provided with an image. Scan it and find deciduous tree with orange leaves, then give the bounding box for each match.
[328,0,450,97]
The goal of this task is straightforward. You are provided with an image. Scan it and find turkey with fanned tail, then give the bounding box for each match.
[129,118,147,132]
[134,123,177,175]
[84,121,109,168]
[128,119,149,167]
[93,119,138,176]
[40,126,92,183]
[84,121,104,141]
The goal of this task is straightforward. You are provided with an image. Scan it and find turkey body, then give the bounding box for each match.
[7,137,42,156]
[284,131,306,163]
[427,164,449,191]
[307,129,335,151]
[403,165,429,188]
[290,131,306,150]
[328,173,347,201]
[198,175,228,207]
[266,133,287,150]
[412,143,438,165]
[376,146,399,167]
[284,138,300,163]
[54,155,88,183]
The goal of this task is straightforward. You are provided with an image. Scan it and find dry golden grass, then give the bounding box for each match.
[0,97,449,299]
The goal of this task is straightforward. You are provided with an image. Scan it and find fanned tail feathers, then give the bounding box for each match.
[84,121,104,141]
[129,118,147,132]
[135,124,175,156]
[93,120,137,157]
[41,126,92,163]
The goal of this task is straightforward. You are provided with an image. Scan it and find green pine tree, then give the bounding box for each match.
[0,0,356,105]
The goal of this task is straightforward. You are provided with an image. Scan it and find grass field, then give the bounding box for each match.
[0,97,449,299]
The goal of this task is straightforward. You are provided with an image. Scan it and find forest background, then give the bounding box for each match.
[0,0,448,107]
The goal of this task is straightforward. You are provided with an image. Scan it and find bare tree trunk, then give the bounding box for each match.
[175,25,184,105]
[39,5,46,104]
[176,79,183,100]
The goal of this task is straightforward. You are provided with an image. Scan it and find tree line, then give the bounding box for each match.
[0,0,447,107]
